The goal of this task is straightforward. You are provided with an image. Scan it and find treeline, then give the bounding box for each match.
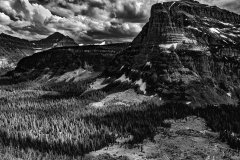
[2,77,240,157]
[195,104,240,149]
[85,102,240,149]
[2,99,240,156]
[42,79,94,97]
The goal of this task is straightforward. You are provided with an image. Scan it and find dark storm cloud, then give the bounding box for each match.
[0,0,239,44]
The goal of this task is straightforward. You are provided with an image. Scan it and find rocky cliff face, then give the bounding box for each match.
[0,32,78,74]
[104,0,240,106]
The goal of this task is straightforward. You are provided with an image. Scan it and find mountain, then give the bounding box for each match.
[6,43,130,81]
[7,0,240,106]
[0,33,34,74]
[32,32,78,50]
[102,0,240,106]
[0,32,78,74]
[95,41,113,45]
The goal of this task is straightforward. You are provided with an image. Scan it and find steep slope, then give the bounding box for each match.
[103,0,240,106]
[7,43,129,81]
[0,32,78,74]
[0,33,34,73]
[32,32,78,50]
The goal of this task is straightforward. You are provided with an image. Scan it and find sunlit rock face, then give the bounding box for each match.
[104,0,240,106]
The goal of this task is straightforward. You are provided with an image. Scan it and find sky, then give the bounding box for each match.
[0,0,239,44]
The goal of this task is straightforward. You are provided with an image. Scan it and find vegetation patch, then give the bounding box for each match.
[1,78,240,159]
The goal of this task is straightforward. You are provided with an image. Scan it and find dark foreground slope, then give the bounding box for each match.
[0,32,78,74]
[103,0,240,106]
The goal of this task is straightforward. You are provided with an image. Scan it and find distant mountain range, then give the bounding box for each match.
[78,41,113,46]
[0,32,78,74]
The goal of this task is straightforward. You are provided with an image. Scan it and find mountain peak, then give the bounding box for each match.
[104,0,240,106]
[52,32,65,36]
[34,32,78,49]
[46,32,65,40]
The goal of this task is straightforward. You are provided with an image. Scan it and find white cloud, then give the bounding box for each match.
[0,12,12,25]
[0,0,239,44]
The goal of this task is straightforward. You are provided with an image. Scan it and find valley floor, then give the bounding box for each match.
[0,77,239,160]
[88,117,240,160]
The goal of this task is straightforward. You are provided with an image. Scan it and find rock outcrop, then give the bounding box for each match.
[103,0,240,106]
[0,32,78,74]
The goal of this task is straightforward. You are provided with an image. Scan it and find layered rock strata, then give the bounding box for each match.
[104,0,240,106]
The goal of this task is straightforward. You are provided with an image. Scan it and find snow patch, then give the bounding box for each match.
[234,30,240,33]
[115,74,131,83]
[33,47,52,53]
[145,62,152,68]
[219,21,234,26]
[90,78,108,90]
[169,2,175,10]
[135,79,147,94]
[159,43,178,49]
[209,28,220,34]
[203,22,209,25]
[220,34,228,39]
[229,33,237,37]
[227,92,232,98]
[186,26,202,32]
[219,35,235,43]
[131,69,138,72]
[150,94,158,98]
[120,66,124,70]
[100,41,106,45]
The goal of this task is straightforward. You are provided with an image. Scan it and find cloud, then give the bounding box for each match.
[0,0,239,44]
[198,0,240,14]
[0,0,148,43]
[111,0,150,23]
[0,12,12,25]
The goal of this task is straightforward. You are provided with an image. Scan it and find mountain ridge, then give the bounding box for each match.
[0,32,78,74]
